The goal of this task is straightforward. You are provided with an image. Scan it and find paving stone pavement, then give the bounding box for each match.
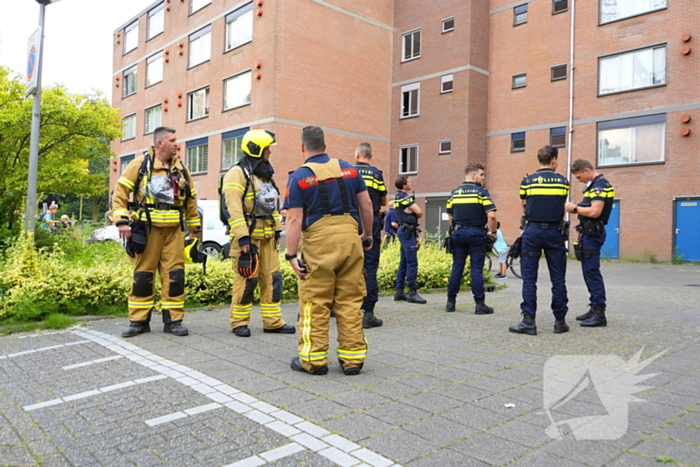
[1,260,699,466]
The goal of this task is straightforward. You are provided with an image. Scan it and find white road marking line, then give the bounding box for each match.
[1,340,91,359]
[62,355,124,370]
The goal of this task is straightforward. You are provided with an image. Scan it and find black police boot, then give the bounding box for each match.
[576,306,594,322]
[164,321,189,336]
[394,288,407,301]
[446,298,456,313]
[290,357,328,375]
[232,325,251,337]
[406,289,427,304]
[553,318,570,334]
[475,299,494,315]
[264,324,296,334]
[362,310,383,328]
[121,321,150,338]
[581,306,607,327]
[509,312,537,335]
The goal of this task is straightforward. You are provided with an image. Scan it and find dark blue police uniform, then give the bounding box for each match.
[519,168,570,320]
[446,182,496,307]
[355,161,387,321]
[384,208,397,245]
[576,175,615,310]
[394,191,419,292]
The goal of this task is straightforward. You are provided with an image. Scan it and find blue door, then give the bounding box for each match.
[601,201,619,259]
[674,199,700,262]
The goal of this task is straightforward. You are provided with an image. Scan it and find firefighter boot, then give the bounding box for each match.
[394,288,407,301]
[576,306,594,321]
[446,298,456,313]
[509,312,537,335]
[475,299,494,315]
[553,318,570,334]
[407,289,427,304]
[362,310,383,329]
[581,306,607,327]
[162,309,189,336]
[122,321,150,338]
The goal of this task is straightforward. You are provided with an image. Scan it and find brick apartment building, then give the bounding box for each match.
[111,0,700,261]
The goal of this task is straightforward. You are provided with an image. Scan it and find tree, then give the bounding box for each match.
[0,67,121,240]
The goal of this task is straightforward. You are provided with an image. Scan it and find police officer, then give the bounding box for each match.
[354,142,388,328]
[509,146,570,336]
[222,129,295,337]
[445,162,498,314]
[284,126,373,376]
[113,127,201,338]
[565,159,615,327]
[393,176,427,304]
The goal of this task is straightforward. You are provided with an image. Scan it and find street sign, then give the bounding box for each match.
[26,27,42,97]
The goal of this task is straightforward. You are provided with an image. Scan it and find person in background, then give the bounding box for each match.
[383,207,397,248]
[494,222,508,278]
[40,204,59,231]
[104,206,114,226]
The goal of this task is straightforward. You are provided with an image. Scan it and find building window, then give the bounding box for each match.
[122,114,136,141]
[186,140,209,174]
[120,155,134,174]
[442,17,454,33]
[441,74,453,93]
[124,20,138,54]
[550,127,566,147]
[553,0,568,14]
[224,70,252,111]
[598,114,665,166]
[400,83,420,118]
[439,140,452,154]
[600,0,666,25]
[551,64,567,81]
[123,65,137,97]
[512,73,527,89]
[148,3,165,40]
[226,2,253,51]
[399,145,418,174]
[511,132,526,152]
[599,45,666,95]
[188,87,209,121]
[190,0,211,14]
[146,52,163,87]
[221,129,248,171]
[145,105,162,135]
[189,25,212,68]
[514,4,528,25]
[402,29,421,62]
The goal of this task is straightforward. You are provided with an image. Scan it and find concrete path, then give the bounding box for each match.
[1,260,699,466]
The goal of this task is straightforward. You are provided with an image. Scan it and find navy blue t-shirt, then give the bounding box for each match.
[283,154,367,230]
[519,168,570,222]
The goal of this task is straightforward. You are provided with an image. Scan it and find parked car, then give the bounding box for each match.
[198,199,230,259]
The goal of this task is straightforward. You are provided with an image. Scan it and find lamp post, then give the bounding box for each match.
[24,0,63,233]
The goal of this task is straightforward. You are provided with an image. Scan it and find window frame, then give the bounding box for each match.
[511,132,526,153]
[398,145,419,175]
[144,104,162,135]
[400,82,420,119]
[145,51,163,88]
[186,140,209,175]
[225,2,254,52]
[598,43,666,97]
[442,17,455,33]
[512,73,527,89]
[441,74,454,94]
[514,4,528,26]
[402,29,421,62]
[550,127,566,148]
[223,70,252,111]
[221,128,249,172]
[122,113,136,141]
[551,64,567,81]
[190,0,212,15]
[553,0,568,14]
[120,154,135,175]
[147,3,165,40]
[122,65,137,98]
[188,25,212,69]
[599,0,667,25]
[438,140,452,155]
[597,114,666,168]
[187,86,210,122]
[123,20,138,55]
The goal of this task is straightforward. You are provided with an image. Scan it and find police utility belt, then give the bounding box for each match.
[576,219,604,237]
[526,219,570,237]
[400,223,420,239]
[454,223,483,230]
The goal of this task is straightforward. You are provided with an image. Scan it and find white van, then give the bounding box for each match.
[198,199,230,258]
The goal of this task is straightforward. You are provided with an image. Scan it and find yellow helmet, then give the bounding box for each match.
[241,129,276,158]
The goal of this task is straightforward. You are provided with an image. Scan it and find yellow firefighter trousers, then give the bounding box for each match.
[128,225,186,322]
[229,236,286,330]
[297,215,368,373]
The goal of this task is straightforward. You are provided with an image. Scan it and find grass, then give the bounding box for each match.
[0,313,79,336]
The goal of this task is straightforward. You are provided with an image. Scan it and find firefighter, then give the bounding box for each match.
[113,127,201,338]
[283,126,373,376]
[222,129,295,337]
[354,142,388,328]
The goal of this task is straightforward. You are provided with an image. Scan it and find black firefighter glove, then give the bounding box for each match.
[126,221,147,258]
[237,243,260,279]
